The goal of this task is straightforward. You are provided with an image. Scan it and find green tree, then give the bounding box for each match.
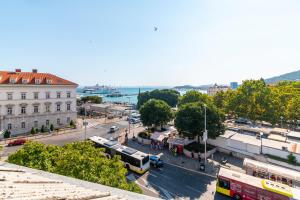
[3,130,11,139]
[137,89,180,109]
[178,90,209,107]
[80,96,102,104]
[229,79,276,124]
[175,102,225,142]
[8,141,141,193]
[140,99,174,129]
[41,125,46,133]
[286,96,300,127]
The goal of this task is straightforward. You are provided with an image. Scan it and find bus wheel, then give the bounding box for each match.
[233,194,242,200]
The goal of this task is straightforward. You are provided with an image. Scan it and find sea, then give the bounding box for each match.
[77,87,206,105]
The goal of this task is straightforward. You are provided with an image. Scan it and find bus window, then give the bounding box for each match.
[142,156,150,165]
[218,178,230,190]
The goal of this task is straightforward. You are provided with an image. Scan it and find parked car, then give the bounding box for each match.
[109,126,119,133]
[150,155,164,168]
[7,139,27,147]
[234,118,252,125]
[130,118,140,124]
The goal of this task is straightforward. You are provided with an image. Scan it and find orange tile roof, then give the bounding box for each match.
[0,71,78,86]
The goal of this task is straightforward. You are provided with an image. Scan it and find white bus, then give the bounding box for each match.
[243,158,300,188]
[89,136,150,174]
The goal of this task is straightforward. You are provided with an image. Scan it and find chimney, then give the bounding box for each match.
[32,69,38,73]
[15,69,21,73]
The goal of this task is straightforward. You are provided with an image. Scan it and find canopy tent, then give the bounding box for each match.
[151,131,171,142]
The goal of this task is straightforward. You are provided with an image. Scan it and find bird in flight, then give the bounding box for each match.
[154,26,158,31]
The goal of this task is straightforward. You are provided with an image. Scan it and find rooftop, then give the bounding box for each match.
[0,69,77,86]
[0,161,158,200]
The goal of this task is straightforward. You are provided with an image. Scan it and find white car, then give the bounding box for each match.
[109,126,119,133]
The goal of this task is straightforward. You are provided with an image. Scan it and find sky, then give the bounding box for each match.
[0,0,300,87]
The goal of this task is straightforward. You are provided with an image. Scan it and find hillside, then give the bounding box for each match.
[265,70,300,84]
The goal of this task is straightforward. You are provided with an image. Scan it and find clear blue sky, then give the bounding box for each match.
[0,0,300,86]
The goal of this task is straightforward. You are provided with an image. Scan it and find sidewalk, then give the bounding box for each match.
[126,139,244,177]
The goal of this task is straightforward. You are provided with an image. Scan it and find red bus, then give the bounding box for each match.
[217,167,300,200]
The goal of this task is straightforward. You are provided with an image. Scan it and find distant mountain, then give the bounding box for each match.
[173,84,213,90]
[265,70,300,84]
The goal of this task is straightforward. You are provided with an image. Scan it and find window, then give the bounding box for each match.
[67,92,71,98]
[21,122,25,129]
[67,103,71,111]
[22,79,28,84]
[34,121,38,128]
[34,105,39,113]
[7,123,12,130]
[7,93,12,100]
[57,92,61,99]
[21,93,26,100]
[21,106,26,114]
[46,120,50,127]
[56,104,61,111]
[46,79,52,84]
[35,79,40,84]
[46,105,50,112]
[46,92,50,99]
[7,107,13,115]
[34,92,39,99]
[67,117,71,123]
[218,179,230,190]
[9,78,16,84]
[57,118,60,125]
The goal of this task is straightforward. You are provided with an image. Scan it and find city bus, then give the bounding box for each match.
[217,167,300,200]
[243,158,300,188]
[89,136,150,174]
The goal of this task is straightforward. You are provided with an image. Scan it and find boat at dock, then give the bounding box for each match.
[82,84,117,94]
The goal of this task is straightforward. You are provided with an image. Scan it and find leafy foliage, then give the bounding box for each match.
[8,141,141,193]
[287,153,297,165]
[178,90,210,106]
[140,99,174,128]
[80,96,102,104]
[30,127,36,135]
[137,89,180,109]
[3,130,11,139]
[175,102,225,141]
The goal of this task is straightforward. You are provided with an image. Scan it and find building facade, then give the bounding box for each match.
[0,69,78,136]
[207,84,229,96]
[230,82,238,90]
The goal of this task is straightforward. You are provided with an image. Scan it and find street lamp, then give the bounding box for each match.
[203,104,208,166]
[83,106,88,140]
[127,97,132,138]
[260,132,263,154]
[280,116,284,128]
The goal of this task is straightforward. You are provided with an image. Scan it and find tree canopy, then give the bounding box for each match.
[137,89,180,109]
[79,95,102,104]
[8,141,141,193]
[178,90,210,107]
[139,99,174,128]
[175,102,225,141]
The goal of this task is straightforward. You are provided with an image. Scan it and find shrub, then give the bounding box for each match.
[41,125,45,133]
[3,130,11,139]
[184,142,215,153]
[288,153,297,165]
[138,131,151,139]
[50,124,54,131]
[30,127,36,135]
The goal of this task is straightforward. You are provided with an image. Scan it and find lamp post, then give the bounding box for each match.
[127,97,131,138]
[83,106,88,140]
[260,132,263,154]
[203,105,208,166]
[280,116,284,128]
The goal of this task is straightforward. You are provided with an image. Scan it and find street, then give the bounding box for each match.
[1,118,230,200]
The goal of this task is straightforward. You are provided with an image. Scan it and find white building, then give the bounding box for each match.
[207,84,229,96]
[0,69,78,136]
